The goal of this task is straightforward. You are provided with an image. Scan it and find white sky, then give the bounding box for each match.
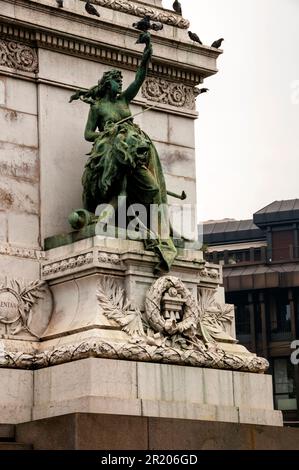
[163,0,299,222]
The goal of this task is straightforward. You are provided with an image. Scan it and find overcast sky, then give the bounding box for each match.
[163,0,299,222]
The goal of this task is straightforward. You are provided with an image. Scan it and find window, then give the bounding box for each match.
[235,304,251,344]
[269,290,292,341]
[271,230,294,261]
[254,248,262,262]
[254,303,262,338]
[273,358,297,412]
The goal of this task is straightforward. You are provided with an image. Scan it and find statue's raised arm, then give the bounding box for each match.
[121,33,152,103]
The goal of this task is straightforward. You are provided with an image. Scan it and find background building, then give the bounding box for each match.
[203,199,299,425]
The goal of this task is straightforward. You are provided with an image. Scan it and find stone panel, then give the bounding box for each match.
[0,256,40,279]
[0,141,39,181]
[233,371,274,410]
[8,213,40,248]
[0,78,5,106]
[137,362,204,403]
[0,177,39,214]
[0,108,38,147]
[154,141,196,179]
[0,211,7,242]
[0,368,33,424]
[168,114,195,148]
[133,107,169,143]
[34,358,138,406]
[5,77,37,115]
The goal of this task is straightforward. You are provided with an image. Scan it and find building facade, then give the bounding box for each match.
[203,200,299,425]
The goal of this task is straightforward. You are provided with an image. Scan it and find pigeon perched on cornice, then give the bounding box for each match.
[211,38,224,49]
[188,31,202,45]
[85,0,101,17]
[173,0,182,16]
[56,0,63,7]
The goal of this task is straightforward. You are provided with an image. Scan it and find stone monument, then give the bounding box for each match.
[0,0,287,449]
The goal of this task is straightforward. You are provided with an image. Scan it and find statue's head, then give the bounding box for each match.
[97,70,123,98]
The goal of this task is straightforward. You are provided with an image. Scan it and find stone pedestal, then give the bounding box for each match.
[0,0,283,436]
[0,236,282,427]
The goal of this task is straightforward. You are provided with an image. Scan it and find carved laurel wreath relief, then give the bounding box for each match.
[0,279,45,338]
[95,276,268,373]
[0,275,268,372]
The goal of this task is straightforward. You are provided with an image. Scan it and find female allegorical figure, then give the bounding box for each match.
[70,33,177,274]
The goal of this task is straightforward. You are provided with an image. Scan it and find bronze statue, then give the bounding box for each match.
[70,32,177,274]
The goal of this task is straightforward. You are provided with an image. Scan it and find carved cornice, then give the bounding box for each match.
[84,0,190,29]
[42,251,121,277]
[0,337,269,373]
[42,252,94,276]
[0,19,217,85]
[0,244,46,260]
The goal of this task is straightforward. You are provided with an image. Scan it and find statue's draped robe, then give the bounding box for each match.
[82,119,177,272]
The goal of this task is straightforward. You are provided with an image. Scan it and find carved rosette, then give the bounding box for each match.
[0,39,38,73]
[142,77,198,110]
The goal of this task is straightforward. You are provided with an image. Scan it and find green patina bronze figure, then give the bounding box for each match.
[70,32,177,274]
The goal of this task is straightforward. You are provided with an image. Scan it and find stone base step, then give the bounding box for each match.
[0,424,32,450]
[0,424,15,441]
[0,442,32,450]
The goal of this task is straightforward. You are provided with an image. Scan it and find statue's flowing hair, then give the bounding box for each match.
[69,70,122,104]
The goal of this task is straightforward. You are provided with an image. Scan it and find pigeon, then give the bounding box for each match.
[197,88,209,95]
[211,38,224,49]
[132,15,151,32]
[56,0,63,7]
[173,0,182,16]
[188,31,202,45]
[151,22,163,32]
[85,0,100,17]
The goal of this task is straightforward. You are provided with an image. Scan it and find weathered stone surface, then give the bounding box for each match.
[0,256,40,279]
[0,141,39,181]
[17,358,280,426]
[0,368,33,423]
[5,77,37,115]
[0,212,7,242]
[0,78,5,105]
[0,177,39,214]
[16,413,299,450]
[155,142,196,179]
[168,114,195,148]
[133,106,169,143]
[233,371,274,411]
[0,108,38,147]
[8,213,40,248]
